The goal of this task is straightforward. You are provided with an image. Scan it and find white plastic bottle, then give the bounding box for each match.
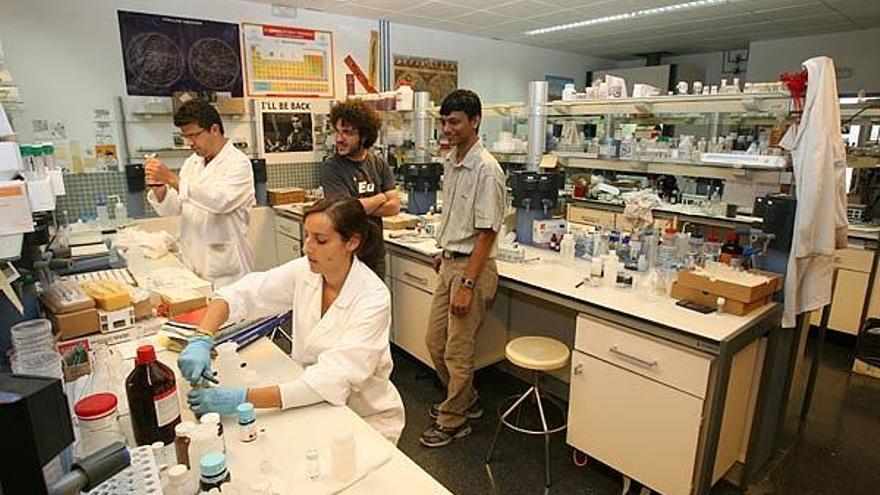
[95,196,109,224]
[395,81,414,111]
[559,233,576,266]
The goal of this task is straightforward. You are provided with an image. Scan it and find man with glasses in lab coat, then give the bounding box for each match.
[146,100,255,288]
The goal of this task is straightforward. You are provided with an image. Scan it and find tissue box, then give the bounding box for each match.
[532,219,567,245]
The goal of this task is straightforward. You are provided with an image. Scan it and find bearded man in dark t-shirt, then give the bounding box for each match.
[319,100,400,278]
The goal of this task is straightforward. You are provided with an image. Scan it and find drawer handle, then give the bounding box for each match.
[402,271,429,286]
[573,364,583,375]
[609,345,658,369]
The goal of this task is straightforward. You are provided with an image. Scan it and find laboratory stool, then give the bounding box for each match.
[485,336,570,493]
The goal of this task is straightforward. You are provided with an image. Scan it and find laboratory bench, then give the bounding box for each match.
[381,232,792,495]
[92,242,452,494]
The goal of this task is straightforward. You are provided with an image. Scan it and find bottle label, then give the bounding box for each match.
[154,387,180,427]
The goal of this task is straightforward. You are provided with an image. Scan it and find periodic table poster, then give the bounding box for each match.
[242,23,335,98]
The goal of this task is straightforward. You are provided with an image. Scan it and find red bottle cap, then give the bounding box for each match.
[135,345,157,365]
[665,227,677,234]
[726,232,739,242]
[75,393,118,420]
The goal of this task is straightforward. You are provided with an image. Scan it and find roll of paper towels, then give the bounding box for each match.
[0,142,23,180]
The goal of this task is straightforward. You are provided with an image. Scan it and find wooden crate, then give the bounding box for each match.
[676,269,781,304]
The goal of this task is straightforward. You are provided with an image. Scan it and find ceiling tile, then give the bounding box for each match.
[489,1,562,18]
[400,1,475,18]
[450,10,515,26]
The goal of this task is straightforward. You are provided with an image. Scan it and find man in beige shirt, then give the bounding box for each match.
[420,90,506,448]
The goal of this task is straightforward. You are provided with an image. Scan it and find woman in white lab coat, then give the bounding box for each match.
[181,196,405,444]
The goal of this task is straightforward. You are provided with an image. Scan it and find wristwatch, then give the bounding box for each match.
[460,277,476,289]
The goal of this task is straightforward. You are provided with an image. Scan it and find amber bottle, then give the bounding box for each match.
[126,345,181,445]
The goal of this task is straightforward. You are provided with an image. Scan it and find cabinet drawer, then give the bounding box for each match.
[391,256,439,293]
[568,205,616,228]
[275,215,302,240]
[835,248,873,273]
[575,315,710,398]
[567,351,702,495]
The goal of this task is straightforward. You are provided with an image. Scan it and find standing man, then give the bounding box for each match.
[420,90,506,448]
[320,100,399,278]
[145,100,255,288]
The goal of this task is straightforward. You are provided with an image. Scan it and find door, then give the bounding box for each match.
[567,351,704,495]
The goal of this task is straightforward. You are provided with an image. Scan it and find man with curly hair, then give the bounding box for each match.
[320,100,400,277]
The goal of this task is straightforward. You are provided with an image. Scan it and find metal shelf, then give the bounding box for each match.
[555,154,785,182]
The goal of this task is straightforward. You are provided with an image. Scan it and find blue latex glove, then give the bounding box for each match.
[187,387,247,416]
[178,335,213,384]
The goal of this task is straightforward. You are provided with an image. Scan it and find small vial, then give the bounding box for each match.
[199,452,231,491]
[305,448,320,481]
[237,402,257,443]
[151,441,167,469]
[174,422,194,468]
[717,297,726,314]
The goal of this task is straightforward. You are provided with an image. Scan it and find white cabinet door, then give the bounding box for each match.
[567,351,703,495]
[275,233,301,265]
[391,278,435,368]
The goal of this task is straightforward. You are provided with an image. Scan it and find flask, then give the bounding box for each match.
[125,345,181,445]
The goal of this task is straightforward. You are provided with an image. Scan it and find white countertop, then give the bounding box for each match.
[383,232,777,343]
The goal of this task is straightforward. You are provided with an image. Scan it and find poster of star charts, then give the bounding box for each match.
[118,11,243,97]
[242,23,335,98]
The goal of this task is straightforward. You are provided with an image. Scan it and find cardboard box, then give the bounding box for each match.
[676,269,782,304]
[383,213,419,230]
[268,188,306,205]
[158,288,207,317]
[49,307,101,340]
[57,339,91,382]
[532,219,567,245]
[670,282,770,316]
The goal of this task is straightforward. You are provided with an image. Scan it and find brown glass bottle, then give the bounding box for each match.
[126,345,182,445]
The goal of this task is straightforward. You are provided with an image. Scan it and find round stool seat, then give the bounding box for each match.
[505,336,570,371]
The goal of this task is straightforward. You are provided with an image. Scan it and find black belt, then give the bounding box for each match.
[442,250,470,259]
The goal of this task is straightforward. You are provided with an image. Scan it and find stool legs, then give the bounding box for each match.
[484,371,566,492]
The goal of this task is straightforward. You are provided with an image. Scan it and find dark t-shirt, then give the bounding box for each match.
[319,151,396,255]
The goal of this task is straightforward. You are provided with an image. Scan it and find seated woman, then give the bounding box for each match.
[180,196,405,444]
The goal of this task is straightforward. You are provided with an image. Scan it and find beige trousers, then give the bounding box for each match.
[425,257,498,428]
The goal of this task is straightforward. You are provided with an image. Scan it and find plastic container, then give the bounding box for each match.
[96,196,109,224]
[306,448,320,481]
[199,452,231,491]
[166,464,199,495]
[559,233,575,266]
[237,403,257,443]
[395,81,414,111]
[74,393,125,460]
[331,429,357,482]
[125,345,182,446]
[200,413,226,453]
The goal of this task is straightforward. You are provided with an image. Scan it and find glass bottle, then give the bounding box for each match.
[125,345,181,445]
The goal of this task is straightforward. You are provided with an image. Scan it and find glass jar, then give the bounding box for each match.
[74,393,126,460]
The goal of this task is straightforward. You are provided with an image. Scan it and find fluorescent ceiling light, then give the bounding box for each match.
[525,0,744,36]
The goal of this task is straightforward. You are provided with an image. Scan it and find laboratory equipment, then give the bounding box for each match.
[559,233,575,266]
[404,91,439,215]
[201,412,227,453]
[167,464,199,495]
[199,452,231,491]
[174,422,195,467]
[107,194,126,222]
[74,393,126,460]
[331,429,357,482]
[237,402,257,443]
[10,319,64,379]
[96,196,109,225]
[0,374,130,495]
[305,448,320,481]
[510,171,565,245]
[125,345,181,445]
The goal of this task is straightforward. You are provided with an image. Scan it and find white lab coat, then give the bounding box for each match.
[148,140,255,288]
[780,56,849,327]
[215,256,406,444]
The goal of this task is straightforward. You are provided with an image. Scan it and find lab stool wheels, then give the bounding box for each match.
[485,336,570,494]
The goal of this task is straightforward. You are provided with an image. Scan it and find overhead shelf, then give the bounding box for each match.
[555,153,785,182]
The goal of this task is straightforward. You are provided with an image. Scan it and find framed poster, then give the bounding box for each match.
[242,23,335,98]
[256,99,330,164]
[117,11,243,97]
[393,55,457,105]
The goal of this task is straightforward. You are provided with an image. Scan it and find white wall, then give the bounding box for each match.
[0,0,609,152]
[747,28,880,94]
[600,50,744,88]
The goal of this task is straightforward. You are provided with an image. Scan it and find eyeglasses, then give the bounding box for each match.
[181,128,207,141]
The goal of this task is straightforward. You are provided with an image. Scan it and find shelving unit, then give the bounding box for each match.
[555,154,786,182]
